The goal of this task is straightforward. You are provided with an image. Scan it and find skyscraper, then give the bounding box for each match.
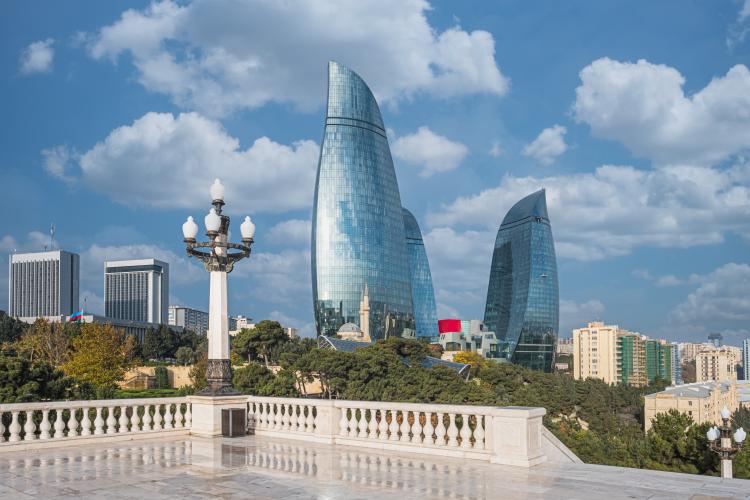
[402,208,438,340]
[104,259,169,324]
[484,189,559,372]
[312,61,414,340]
[743,339,749,381]
[8,250,79,322]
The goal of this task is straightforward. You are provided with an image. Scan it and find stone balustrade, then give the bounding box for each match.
[0,397,191,451]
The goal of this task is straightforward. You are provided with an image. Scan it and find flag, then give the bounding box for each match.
[68,311,83,322]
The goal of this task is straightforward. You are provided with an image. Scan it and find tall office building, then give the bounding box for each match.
[402,208,438,340]
[312,61,414,340]
[484,189,559,372]
[743,339,750,381]
[8,250,79,322]
[104,259,168,324]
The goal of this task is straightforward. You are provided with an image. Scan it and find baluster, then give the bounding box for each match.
[289,404,298,431]
[411,412,423,444]
[39,410,51,439]
[367,409,378,439]
[273,404,283,430]
[348,409,358,438]
[460,414,472,448]
[388,410,400,441]
[118,406,130,433]
[378,409,389,440]
[69,408,80,437]
[164,404,174,430]
[305,405,314,433]
[423,412,435,445]
[53,409,66,439]
[94,407,105,435]
[130,405,141,432]
[338,408,349,437]
[80,407,92,436]
[184,403,192,429]
[281,404,290,431]
[8,411,21,442]
[357,409,368,438]
[0,412,5,442]
[399,411,411,442]
[473,415,485,450]
[435,412,447,446]
[175,404,184,429]
[153,405,163,430]
[23,411,36,441]
[142,405,152,431]
[447,413,458,447]
[106,406,117,435]
[258,403,267,429]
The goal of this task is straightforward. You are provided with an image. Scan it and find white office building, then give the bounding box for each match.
[169,305,209,336]
[104,259,168,324]
[8,250,80,323]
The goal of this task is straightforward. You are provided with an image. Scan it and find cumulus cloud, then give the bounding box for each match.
[573,58,750,166]
[45,112,319,214]
[86,0,509,117]
[427,162,750,261]
[266,219,311,246]
[392,126,469,177]
[559,299,605,336]
[727,0,750,48]
[236,249,311,306]
[655,275,685,287]
[489,141,504,158]
[41,145,78,184]
[522,125,567,166]
[19,39,54,75]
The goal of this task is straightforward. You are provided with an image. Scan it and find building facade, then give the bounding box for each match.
[483,189,559,372]
[402,208,438,340]
[168,306,209,336]
[669,343,682,385]
[104,259,168,324]
[644,381,738,432]
[556,338,574,356]
[8,250,79,322]
[696,348,738,382]
[743,339,749,381]
[435,319,500,360]
[312,61,414,340]
[618,332,647,387]
[573,322,621,384]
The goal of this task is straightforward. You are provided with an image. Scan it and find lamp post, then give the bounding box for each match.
[706,405,746,479]
[183,179,255,396]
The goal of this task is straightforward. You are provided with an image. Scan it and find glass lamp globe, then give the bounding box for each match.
[205,208,221,233]
[182,216,199,241]
[706,427,717,441]
[240,216,255,240]
[735,427,747,443]
[210,178,225,202]
[720,406,731,420]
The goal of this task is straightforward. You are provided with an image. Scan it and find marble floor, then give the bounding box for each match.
[0,435,747,499]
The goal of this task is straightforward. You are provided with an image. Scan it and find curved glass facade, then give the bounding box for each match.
[312,62,414,340]
[483,189,559,372]
[402,208,439,340]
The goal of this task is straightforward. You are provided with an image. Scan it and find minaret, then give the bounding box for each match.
[359,285,371,342]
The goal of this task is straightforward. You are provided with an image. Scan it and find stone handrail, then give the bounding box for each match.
[0,397,191,451]
[246,396,546,467]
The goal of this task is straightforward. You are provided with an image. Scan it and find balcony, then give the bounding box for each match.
[0,395,748,498]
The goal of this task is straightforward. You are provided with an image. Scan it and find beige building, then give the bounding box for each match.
[556,338,574,355]
[573,322,620,384]
[678,342,715,363]
[644,381,738,432]
[696,349,738,382]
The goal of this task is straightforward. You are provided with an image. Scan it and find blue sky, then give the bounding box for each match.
[1,0,749,344]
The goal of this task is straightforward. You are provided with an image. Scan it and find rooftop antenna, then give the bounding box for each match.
[49,224,56,250]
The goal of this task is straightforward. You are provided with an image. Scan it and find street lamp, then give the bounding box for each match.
[182,179,255,395]
[706,405,746,478]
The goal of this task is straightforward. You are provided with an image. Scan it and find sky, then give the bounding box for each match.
[1,0,749,345]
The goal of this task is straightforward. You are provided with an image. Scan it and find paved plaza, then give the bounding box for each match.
[0,435,747,499]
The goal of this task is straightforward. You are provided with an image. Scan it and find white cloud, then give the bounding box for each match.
[727,0,750,48]
[0,231,52,254]
[632,269,653,281]
[573,58,750,165]
[669,263,750,331]
[41,145,78,184]
[47,111,319,214]
[392,126,469,177]
[19,39,54,75]
[522,125,567,166]
[235,249,311,307]
[267,310,315,338]
[559,299,605,336]
[427,162,750,261]
[488,141,504,158]
[655,275,685,287]
[80,290,104,316]
[266,219,311,246]
[86,0,509,117]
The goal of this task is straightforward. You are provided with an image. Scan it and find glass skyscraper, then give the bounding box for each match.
[403,208,439,340]
[312,61,414,340]
[483,189,559,372]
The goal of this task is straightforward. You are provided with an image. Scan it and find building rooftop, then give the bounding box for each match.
[644,380,733,399]
[501,188,549,226]
[0,434,746,499]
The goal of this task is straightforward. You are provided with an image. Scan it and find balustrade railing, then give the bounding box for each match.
[0,397,191,447]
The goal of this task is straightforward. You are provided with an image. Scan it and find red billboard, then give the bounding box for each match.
[438,319,462,334]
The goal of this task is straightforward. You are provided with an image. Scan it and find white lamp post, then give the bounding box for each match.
[182,179,255,395]
[706,405,745,478]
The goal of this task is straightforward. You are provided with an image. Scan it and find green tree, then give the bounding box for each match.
[233,362,274,394]
[231,320,288,367]
[0,353,92,402]
[0,311,27,344]
[61,323,129,388]
[154,366,170,389]
[13,318,72,366]
[190,352,208,391]
[175,346,196,366]
[142,325,179,360]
